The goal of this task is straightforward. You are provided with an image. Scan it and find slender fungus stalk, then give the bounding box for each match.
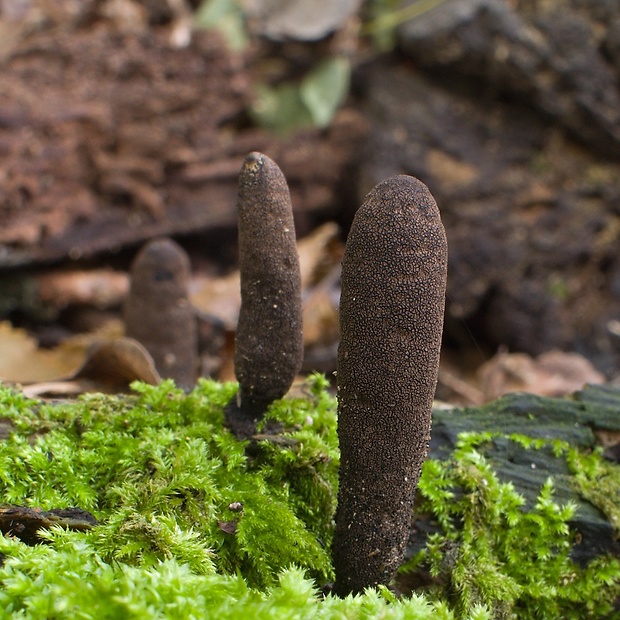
[124,238,198,390]
[332,176,448,596]
[226,152,303,437]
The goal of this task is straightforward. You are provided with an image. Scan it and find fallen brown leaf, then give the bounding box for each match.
[23,337,161,397]
[478,349,605,401]
[0,321,84,382]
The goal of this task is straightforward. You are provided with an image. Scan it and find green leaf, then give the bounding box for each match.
[250,82,314,136]
[250,57,351,135]
[194,0,248,52]
[300,56,350,128]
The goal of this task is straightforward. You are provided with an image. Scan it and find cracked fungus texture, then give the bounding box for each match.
[333,175,448,595]
[234,152,303,416]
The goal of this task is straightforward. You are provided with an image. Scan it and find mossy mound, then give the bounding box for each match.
[0,376,619,618]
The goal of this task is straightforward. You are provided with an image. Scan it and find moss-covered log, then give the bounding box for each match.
[411,384,620,571]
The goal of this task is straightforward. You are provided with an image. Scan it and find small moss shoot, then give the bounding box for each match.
[567,446,620,533]
[0,377,336,589]
[410,432,620,619]
[0,381,619,618]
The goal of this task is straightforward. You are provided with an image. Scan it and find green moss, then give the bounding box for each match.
[0,377,338,588]
[0,530,487,619]
[412,432,620,619]
[567,446,620,533]
[0,378,619,618]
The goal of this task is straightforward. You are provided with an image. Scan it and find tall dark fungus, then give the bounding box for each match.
[124,238,198,390]
[226,152,303,437]
[333,176,448,596]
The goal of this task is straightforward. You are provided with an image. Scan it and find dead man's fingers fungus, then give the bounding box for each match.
[124,238,198,391]
[227,152,303,436]
[333,175,448,596]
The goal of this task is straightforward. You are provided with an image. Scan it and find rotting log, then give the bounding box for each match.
[0,23,367,268]
[407,384,620,569]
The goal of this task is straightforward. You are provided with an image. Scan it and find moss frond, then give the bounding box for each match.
[0,381,618,618]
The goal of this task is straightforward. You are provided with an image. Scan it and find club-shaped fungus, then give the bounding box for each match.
[124,238,198,390]
[332,175,448,596]
[226,152,303,437]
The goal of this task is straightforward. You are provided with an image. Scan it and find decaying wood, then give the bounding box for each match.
[0,506,98,546]
[410,384,620,570]
[0,19,367,267]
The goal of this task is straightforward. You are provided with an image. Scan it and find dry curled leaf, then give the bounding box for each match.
[36,268,129,309]
[72,337,161,389]
[478,349,605,401]
[217,520,238,535]
[0,321,85,382]
[245,0,361,41]
[22,337,161,398]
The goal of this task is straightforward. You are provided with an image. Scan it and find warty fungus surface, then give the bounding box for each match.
[332,175,448,596]
[124,237,198,390]
[227,152,303,437]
